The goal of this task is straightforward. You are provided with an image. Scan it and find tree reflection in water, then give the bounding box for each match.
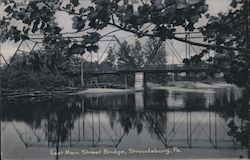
[2,88,249,159]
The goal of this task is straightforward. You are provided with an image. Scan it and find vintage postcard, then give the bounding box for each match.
[0,0,249,160]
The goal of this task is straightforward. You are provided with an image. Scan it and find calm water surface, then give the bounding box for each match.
[1,86,249,159]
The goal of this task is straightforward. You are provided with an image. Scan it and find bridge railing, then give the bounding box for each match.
[62,64,210,75]
[145,64,209,70]
[81,64,209,72]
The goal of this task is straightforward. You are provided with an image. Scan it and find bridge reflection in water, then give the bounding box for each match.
[1,87,249,159]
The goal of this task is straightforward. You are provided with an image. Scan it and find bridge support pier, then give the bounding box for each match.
[134,72,145,91]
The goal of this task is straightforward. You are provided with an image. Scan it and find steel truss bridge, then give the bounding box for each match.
[64,64,210,76]
[0,31,214,75]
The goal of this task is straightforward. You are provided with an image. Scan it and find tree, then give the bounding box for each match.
[143,38,167,67]
[199,0,248,87]
[106,38,167,69]
[1,0,243,51]
[115,40,134,68]
[0,0,248,86]
[129,39,144,68]
[1,49,85,89]
[102,38,168,84]
[106,47,116,67]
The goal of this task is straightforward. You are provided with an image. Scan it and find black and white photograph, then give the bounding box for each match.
[0,0,249,159]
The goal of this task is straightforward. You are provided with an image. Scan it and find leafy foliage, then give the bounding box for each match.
[0,0,209,43]
[1,53,68,89]
[200,1,246,50]
[0,0,248,87]
[199,0,248,86]
[104,38,167,69]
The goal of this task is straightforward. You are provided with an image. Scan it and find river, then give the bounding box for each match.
[1,85,249,159]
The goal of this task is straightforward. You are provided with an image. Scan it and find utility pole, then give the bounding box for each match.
[247,0,250,89]
[0,32,2,99]
[81,56,84,87]
[0,27,2,157]
[244,0,250,158]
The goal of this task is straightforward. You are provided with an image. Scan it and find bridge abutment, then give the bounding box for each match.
[134,72,145,91]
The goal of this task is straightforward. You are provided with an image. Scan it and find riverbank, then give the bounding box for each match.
[2,81,240,99]
[147,81,241,94]
[70,88,134,96]
[2,87,80,99]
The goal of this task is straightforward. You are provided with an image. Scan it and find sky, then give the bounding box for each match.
[0,0,231,65]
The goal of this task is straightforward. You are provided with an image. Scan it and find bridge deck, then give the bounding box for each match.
[63,64,210,76]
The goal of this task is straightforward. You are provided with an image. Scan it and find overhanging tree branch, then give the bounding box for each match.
[172,36,245,52]
[107,22,246,52]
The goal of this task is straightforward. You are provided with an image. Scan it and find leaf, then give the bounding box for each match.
[21,34,29,40]
[87,45,98,52]
[126,4,133,13]
[70,0,79,6]
[183,58,190,64]
[55,27,62,34]
[186,22,195,31]
[72,16,86,31]
[70,43,85,55]
[187,0,201,5]
[23,16,31,25]
[138,4,150,15]
[79,7,86,14]
[84,32,100,44]
[44,25,51,33]
[205,13,210,19]
[206,57,213,62]
[201,49,209,54]
[201,4,208,13]
[153,0,163,9]
[190,15,200,23]
[123,0,129,5]
[40,22,46,29]
[65,3,72,10]
[14,34,20,42]
[32,20,40,33]
[4,6,12,13]
[9,26,19,34]
[16,12,25,19]
[88,11,98,19]
[177,3,186,9]
[30,1,38,10]
[156,27,173,41]
[190,55,201,64]
[156,27,167,41]
[0,20,6,26]
[230,0,237,8]
[165,0,176,6]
